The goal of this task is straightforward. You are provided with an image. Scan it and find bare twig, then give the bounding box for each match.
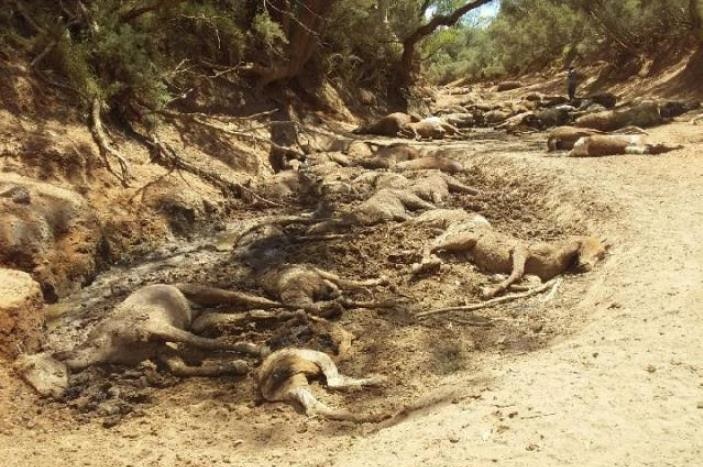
[417,278,561,319]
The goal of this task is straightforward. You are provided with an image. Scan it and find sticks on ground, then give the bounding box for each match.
[417,278,561,319]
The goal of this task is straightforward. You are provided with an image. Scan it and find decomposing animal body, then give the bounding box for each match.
[546,125,651,151]
[535,107,573,129]
[659,100,700,119]
[16,284,281,396]
[569,134,683,157]
[354,171,479,203]
[407,172,480,203]
[259,265,389,315]
[547,126,605,151]
[416,221,606,298]
[496,81,522,92]
[352,112,418,136]
[309,188,436,234]
[353,188,436,223]
[575,100,662,132]
[354,143,422,169]
[442,112,475,129]
[60,284,277,369]
[399,117,461,140]
[495,111,539,132]
[257,348,387,421]
[395,154,464,174]
[483,109,511,125]
[582,92,617,109]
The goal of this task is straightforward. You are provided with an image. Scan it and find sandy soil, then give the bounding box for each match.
[2,96,703,465]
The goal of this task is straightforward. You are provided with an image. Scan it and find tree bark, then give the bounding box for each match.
[689,0,702,33]
[251,0,337,87]
[396,0,495,88]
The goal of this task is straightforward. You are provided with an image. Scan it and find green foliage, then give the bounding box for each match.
[322,0,401,90]
[424,0,702,83]
[1,0,700,114]
[252,12,288,50]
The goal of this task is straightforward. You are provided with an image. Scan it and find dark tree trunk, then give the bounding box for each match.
[396,0,495,88]
[252,0,337,87]
[690,0,702,33]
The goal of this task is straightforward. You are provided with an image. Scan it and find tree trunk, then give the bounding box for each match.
[253,0,337,87]
[690,0,702,33]
[396,0,495,88]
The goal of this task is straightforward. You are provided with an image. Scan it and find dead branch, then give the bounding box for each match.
[233,214,324,248]
[159,110,306,159]
[417,278,561,319]
[290,233,351,243]
[30,39,58,68]
[339,298,404,310]
[90,98,132,186]
[138,127,283,207]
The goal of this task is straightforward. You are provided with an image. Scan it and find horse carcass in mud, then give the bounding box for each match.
[352,113,418,136]
[257,348,387,422]
[413,216,607,298]
[15,284,280,396]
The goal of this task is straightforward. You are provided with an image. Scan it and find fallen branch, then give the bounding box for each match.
[233,214,325,248]
[30,39,58,68]
[144,132,281,207]
[340,298,404,310]
[90,98,132,186]
[159,109,306,159]
[290,233,351,243]
[417,278,561,319]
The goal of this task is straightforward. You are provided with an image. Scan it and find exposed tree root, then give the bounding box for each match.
[417,278,561,319]
[90,98,132,186]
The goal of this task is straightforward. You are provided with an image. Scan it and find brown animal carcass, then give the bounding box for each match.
[400,117,460,140]
[569,135,683,157]
[575,101,662,132]
[352,112,418,136]
[547,126,605,151]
